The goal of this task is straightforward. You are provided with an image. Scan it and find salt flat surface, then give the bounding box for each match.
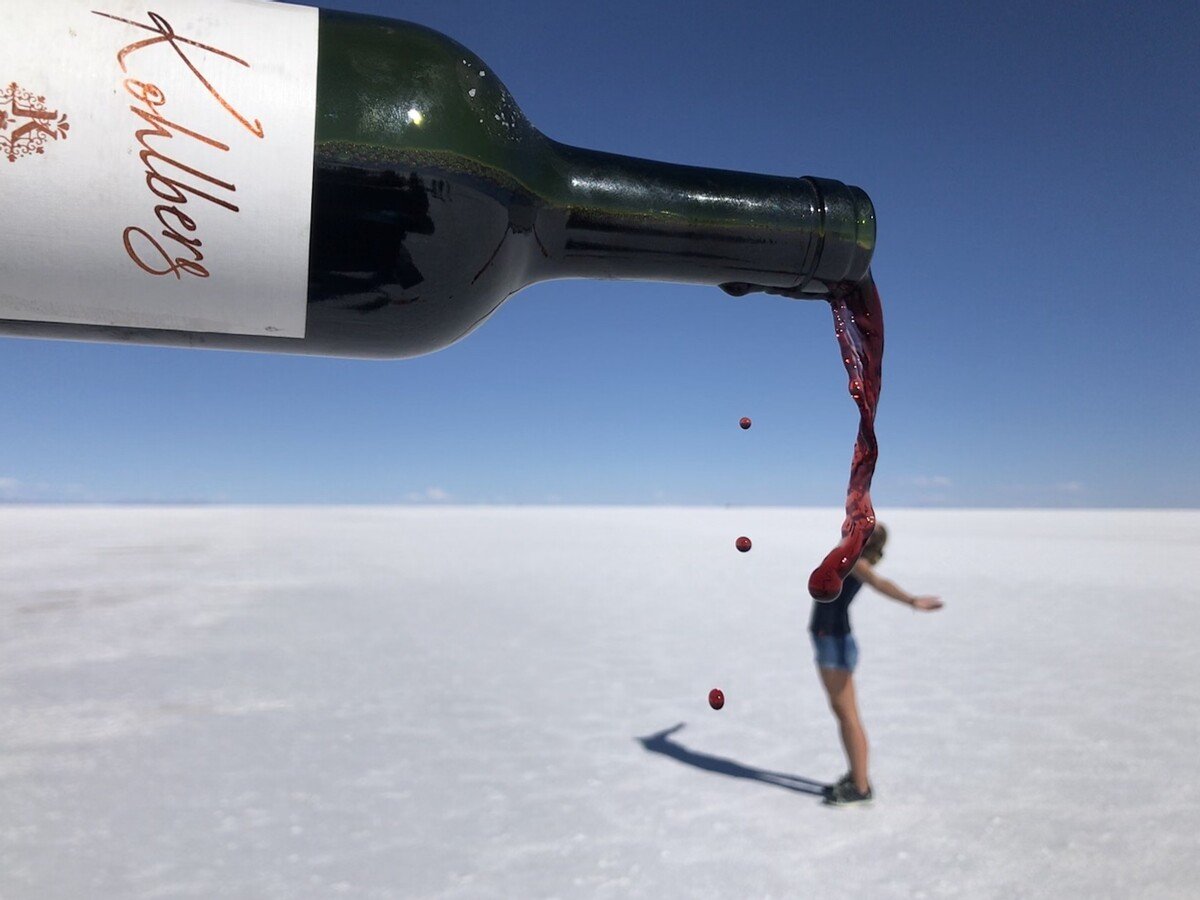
[2,506,1198,899]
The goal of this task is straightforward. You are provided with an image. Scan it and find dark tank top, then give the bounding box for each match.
[808,574,864,637]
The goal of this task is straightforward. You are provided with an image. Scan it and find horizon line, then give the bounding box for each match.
[1,501,1197,513]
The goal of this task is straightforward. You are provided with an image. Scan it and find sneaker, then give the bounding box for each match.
[822,772,853,799]
[823,780,873,806]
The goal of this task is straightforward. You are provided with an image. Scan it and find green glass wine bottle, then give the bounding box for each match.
[0,2,874,358]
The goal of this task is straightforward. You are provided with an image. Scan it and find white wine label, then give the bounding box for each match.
[0,0,319,338]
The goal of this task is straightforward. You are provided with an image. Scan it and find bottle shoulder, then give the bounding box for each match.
[315,10,559,194]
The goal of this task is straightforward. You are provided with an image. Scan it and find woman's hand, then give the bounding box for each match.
[911,596,943,611]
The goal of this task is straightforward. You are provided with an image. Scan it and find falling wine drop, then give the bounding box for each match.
[735,536,752,552]
[708,688,725,710]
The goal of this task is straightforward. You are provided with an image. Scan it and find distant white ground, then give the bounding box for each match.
[2,506,1198,899]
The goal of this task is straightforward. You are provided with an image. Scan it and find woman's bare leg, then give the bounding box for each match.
[819,667,870,793]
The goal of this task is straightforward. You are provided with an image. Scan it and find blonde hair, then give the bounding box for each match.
[860,522,888,565]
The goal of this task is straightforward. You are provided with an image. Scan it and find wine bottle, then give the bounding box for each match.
[0,0,875,358]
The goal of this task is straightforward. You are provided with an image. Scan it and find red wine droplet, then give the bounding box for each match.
[808,272,884,602]
[735,536,752,552]
[739,417,752,430]
[708,688,725,710]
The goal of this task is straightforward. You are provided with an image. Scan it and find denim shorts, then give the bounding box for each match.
[811,632,859,672]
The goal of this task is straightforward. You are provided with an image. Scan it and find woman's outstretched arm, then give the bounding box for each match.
[851,559,943,610]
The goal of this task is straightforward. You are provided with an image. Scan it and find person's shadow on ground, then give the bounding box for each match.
[636,723,827,796]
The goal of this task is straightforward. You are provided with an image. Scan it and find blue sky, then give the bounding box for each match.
[2,0,1197,507]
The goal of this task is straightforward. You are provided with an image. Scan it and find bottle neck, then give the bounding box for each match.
[528,141,875,296]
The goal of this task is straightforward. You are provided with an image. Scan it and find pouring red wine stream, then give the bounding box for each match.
[807,271,884,602]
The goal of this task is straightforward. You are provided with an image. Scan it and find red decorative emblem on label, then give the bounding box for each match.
[1,82,70,163]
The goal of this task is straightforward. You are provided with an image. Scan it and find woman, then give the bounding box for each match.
[812,523,943,806]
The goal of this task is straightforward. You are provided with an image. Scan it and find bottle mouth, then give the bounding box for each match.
[803,176,876,291]
[716,176,876,301]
